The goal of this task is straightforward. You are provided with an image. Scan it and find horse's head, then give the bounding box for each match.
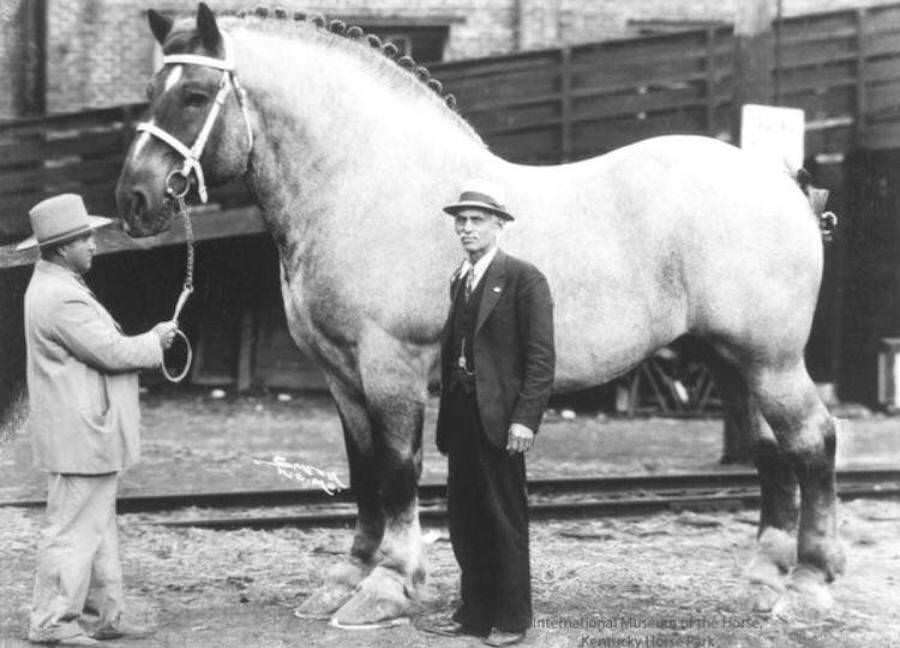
[115,3,253,236]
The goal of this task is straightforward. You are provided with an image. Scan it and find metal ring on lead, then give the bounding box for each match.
[161,328,193,383]
[165,169,192,199]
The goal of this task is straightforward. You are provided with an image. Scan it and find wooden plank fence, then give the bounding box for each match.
[430,26,735,164]
[0,104,252,246]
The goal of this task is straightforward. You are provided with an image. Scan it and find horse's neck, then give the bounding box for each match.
[233,28,491,260]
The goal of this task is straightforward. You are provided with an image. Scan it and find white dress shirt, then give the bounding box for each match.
[458,245,499,292]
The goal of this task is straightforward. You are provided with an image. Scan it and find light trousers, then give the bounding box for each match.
[28,472,122,642]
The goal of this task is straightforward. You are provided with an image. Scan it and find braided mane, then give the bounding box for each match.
[215,5,481,142]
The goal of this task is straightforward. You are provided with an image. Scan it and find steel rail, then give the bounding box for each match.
[153,482,900,531]
[146,471,900,531]
[3,469,899,515]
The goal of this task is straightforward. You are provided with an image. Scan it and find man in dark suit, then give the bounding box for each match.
[427,182,555,646]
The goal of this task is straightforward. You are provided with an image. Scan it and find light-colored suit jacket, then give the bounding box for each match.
[24,260,162,474]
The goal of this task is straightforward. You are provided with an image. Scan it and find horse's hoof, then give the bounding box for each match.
[784,566,835,616]
[294,559,372,619]
[823,540,848,580]
[329,615,411,630]
[294,582,356,619]
[746,551,787,590]
[750,583,784,614]
[331,566,416,629]
[755,527,797,573]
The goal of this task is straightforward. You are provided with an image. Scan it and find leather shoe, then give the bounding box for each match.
[90,623,153,640]
[419,618,488,638]
[483,628,527,646]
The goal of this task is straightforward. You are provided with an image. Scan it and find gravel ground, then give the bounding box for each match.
[1,500,898,647]
[1,390,899,647]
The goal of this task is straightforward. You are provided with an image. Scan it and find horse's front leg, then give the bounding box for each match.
[331,328,431,628]
[294,373,383,619]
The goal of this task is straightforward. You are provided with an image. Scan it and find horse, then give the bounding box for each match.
[115,3,844,627]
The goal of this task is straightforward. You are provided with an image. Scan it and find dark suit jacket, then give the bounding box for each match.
[436,250,555,453]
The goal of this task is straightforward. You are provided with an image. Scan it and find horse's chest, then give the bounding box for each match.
[280,269,359,347]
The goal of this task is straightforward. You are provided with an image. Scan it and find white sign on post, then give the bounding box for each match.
[740,104,806,171]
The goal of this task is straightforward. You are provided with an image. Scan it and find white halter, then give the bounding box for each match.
[136,33,253,203]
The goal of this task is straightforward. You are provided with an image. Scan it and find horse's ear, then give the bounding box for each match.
[147,10,173,45]
[196,2,222,52]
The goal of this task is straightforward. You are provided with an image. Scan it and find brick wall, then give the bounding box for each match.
[46,0,155,113]
[26,0,900,114]
[0,0,29,119]
[546,0,894,48]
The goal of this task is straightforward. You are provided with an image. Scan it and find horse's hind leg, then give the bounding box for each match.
[710,359,799,608]
[748,429,801,611]
[295,373,383,618]
[748,360,845,611]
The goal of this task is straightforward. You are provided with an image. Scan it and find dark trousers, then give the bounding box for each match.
[446,382,531,633]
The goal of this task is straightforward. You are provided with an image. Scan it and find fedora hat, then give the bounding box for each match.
[443,181,514,221]
[16,194,114,251]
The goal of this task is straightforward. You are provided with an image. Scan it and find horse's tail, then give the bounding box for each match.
[791,166,837,243]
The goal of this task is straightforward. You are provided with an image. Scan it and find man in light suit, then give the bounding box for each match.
[427,183,555,646]
[18,194,177,646]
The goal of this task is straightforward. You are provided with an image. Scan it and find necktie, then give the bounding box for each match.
[464,267,475,302]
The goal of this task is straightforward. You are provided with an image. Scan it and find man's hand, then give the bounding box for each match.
[152,321,178,350]
[506,423,534,455]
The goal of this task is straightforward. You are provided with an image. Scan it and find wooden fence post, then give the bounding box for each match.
[560,46,572,162]
[22,0,47,116]
[855,9,868,145]
[705,27,717,135]
[722,0,774,464]
[732,0,774,139]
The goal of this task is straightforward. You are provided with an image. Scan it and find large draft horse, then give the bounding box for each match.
[116,4,844,627]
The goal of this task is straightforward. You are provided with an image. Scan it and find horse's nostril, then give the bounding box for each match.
[131,190,147,219]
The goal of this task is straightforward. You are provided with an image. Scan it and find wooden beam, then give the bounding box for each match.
[0,205,266,270]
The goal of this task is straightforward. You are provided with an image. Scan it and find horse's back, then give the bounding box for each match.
[499,135,823,388]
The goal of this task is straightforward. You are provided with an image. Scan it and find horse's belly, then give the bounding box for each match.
[551,296,683,392]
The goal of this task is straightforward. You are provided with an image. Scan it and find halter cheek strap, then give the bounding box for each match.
[135,32,253,204]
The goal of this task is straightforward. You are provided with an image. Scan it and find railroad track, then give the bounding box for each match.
[4,469,899,530]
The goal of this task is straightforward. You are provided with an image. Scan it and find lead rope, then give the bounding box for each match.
[161,179,195,383]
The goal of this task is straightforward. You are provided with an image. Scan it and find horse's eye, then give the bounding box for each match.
[184,91,209,108]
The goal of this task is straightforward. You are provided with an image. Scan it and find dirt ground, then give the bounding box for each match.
[1,389,899,647]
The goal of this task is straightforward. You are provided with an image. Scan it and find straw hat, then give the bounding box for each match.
[443,180,514,221]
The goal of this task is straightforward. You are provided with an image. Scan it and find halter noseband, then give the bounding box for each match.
[136,33,253,203]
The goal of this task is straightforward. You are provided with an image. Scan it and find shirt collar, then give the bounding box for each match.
[460,245,499,285]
